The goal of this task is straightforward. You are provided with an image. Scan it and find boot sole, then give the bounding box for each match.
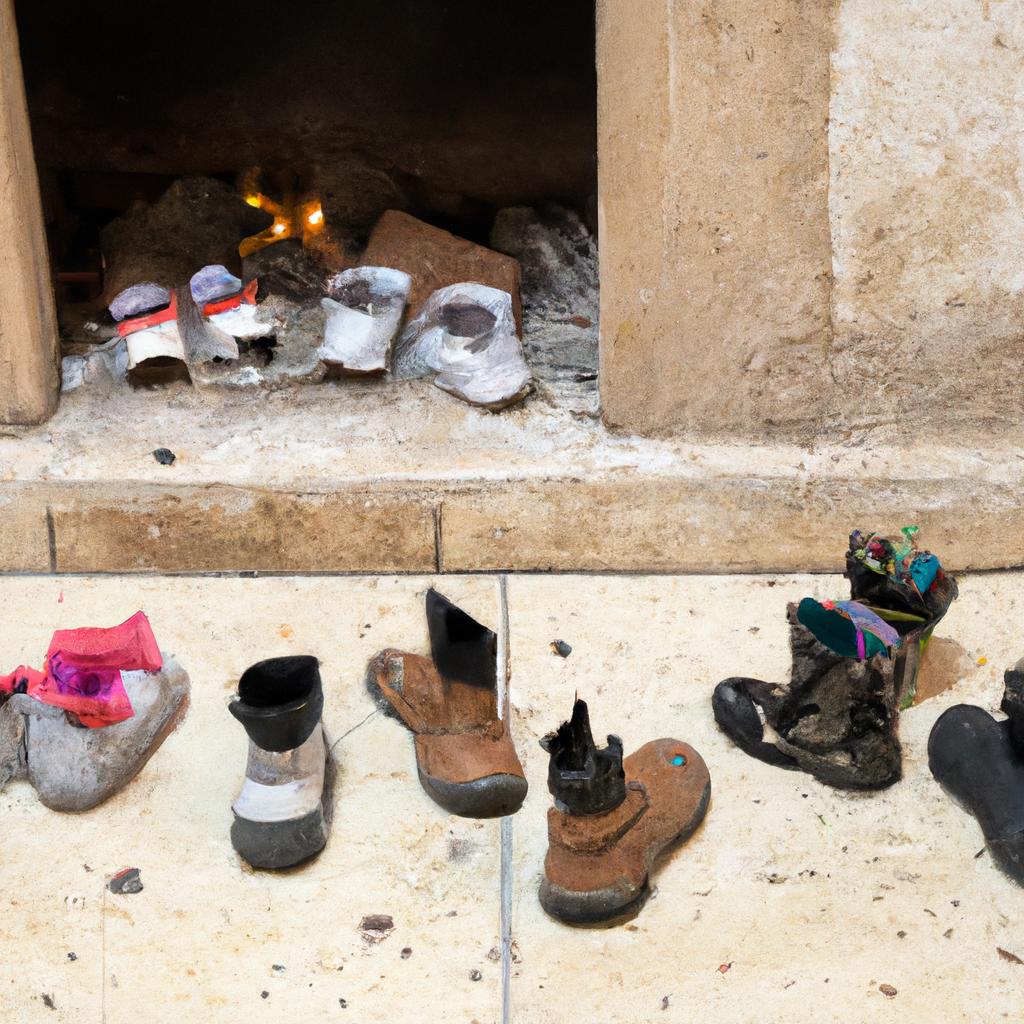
[539,779,711,927]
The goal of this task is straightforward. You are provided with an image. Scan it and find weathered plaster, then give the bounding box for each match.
[598,0,834,437]
[829,0,1024,433]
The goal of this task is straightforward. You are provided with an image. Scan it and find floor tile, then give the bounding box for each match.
[505,573,1024,1024]
[1,575,503,1024]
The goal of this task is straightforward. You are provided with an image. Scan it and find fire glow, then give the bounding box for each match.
[239,181,326,257]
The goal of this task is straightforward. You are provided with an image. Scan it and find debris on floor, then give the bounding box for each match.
[108,867,143,895]
[359,915,395,943]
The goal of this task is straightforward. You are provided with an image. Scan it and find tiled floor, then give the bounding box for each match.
[2,573,1023,1023]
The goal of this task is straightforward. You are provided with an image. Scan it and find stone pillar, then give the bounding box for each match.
[0,0,59,425]
[597,0,834,436]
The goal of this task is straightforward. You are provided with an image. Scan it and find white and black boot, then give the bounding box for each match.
[229,656,331,869]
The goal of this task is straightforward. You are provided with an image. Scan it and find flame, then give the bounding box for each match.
[238,175,328,258]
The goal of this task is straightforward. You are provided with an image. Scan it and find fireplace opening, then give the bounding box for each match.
[15,0,598,413]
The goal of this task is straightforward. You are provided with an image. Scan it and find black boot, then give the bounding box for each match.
[928,659,1024,886]
[229,656,330,869]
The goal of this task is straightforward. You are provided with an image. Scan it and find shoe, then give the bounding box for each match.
[928,698,1024,886]
[229,656,331,869]
[539,698,710,925]
[9,656,190,812]
[713,603,902,790]
[109,283,190,385]
[0,610,190,811]
[392,283,532,410]
[713,527,957,789]
[318,266,411,375]
[191,264,275,343]
[367,589,527,818]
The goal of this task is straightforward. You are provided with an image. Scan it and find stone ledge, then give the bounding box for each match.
[1,382,1021,573]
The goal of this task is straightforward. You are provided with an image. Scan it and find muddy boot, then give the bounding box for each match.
[713,604,902,790]
[367,589,527,818]
[229,656,331,869]
[539,699,710,926]
[927,660,1024,886]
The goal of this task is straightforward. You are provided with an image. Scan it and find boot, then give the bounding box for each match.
[367,589,527,818]
[713,604,902,790]
[927,659,1024,886]
[539,699,710,926]
[392,283,532,410]
[713,528,957,789]
[229,656,330,869]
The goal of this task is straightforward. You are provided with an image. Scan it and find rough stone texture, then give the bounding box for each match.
[829,1,1024,436]
[490,204,599,416]
[596,0,833,437]
[361,211,523,330]
[0,488,50,571]
[46,485,437,573]
[0,0,60,425]
[2,384,1024,573]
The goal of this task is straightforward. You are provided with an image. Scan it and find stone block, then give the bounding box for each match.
[0,486,50,571]
[596,0,833,436]
[48,485,437,573]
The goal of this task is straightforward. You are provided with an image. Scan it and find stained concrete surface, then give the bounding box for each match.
[1,572,1023,1022]
[3,384,1024,574]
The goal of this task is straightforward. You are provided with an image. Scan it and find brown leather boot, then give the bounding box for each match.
[367,589,527,818]
[540,699,710,925]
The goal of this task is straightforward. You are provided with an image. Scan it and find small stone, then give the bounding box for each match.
[486,947,500,962]
[339,998,348,1008]
[260,991,269,1000]
[400,948,412,960]
[108,868,143,895]
[879,984,897,998]
[359,914,395,942]
[67,952,77,961]
[41,994,55,1010]
[152,448,176,466]
[469,969,483,982]
[550,640,572,658]
[271,964,285,972]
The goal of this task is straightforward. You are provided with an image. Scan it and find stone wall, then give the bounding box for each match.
[599,0,1024,440]
[829,0,1024,437]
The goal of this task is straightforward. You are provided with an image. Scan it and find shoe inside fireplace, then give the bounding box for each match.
[15,0,598,412]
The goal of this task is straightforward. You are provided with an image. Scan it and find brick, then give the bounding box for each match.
[361,211,522,331]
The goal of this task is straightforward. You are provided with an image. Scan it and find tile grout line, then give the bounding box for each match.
[497,574,513,1024]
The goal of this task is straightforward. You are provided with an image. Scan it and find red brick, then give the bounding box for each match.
[361,211,522,332]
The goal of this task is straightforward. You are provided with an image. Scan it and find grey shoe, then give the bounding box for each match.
[1,655,190,812]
